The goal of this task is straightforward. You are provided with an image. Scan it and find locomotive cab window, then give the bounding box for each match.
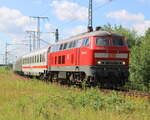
[96,37,109,46]
[112,37,125,46]
[63,43,68,50]
[68,42,73,48]
[59,44,63,50]
[82,38,89,46]
[76,39,82,47]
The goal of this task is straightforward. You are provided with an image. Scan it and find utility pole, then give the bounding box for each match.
[5,43,8,65]
[88,0,93,32]
[26,31,32,52]
[26,30,36,51]
[30,16,49,49]
[0,54,5,64]
[55,29,59,42]
[32,31,36,50]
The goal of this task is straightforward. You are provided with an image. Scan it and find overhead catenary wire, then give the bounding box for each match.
[58,0,114,29]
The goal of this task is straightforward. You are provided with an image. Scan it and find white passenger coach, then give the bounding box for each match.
[22,47,49,76]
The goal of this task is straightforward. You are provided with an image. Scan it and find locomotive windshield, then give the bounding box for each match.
[112,37,125,46]
[96,37,125,46]
[96,38,109,46]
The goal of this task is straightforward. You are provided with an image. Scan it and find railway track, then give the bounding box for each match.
[100,89,150,98]
[49,78,150,98]
[16,73,150,98]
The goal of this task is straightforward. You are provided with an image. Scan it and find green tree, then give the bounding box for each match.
[130,28,150,91]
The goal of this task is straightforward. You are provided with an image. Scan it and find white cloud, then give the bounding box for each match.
[50,0,88,22]
[133,21,150,35]
[0,7,38,59]
[106,9,144,23]
[0,7,30,35]
[106,9,150,35]
[65,25,87,37]
[44,23,55,31]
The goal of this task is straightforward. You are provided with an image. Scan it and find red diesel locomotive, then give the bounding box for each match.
[14,30,129,87]
[47,30,129,86]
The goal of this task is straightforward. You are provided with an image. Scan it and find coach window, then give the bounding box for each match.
[42,53,45,62]
[30,57,32,63]
[32,57,34,63]
[36,55,39,63]
[39,54,41,62]
[44,52,46,62]
[32,56,33,63]
[32,56,34,63]
[35,56,36,63]
[41,55,42,62]
[27,57,29,64]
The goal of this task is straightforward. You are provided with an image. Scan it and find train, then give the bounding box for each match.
[13,29,129,87]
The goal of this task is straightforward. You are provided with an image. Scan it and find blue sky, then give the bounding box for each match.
[0,0,150,63]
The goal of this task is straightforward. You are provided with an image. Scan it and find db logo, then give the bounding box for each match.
[109,53,116,58]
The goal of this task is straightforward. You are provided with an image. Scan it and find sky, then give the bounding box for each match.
[0,0,150,64]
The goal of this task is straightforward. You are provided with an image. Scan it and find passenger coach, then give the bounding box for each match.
[21,47,49,77]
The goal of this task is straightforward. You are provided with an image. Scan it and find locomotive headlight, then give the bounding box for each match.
[122,61,126,65]
[97,61,102,65]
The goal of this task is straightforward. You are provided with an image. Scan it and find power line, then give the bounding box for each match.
[94,0,113,12]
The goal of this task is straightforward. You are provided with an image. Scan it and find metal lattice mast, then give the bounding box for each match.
[30,16,49,49]
[88,0,93,31]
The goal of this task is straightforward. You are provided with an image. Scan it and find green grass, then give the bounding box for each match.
[0,68,149,120]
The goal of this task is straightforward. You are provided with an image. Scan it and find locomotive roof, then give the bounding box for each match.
[16,30,122,60]
[53,30,123,45]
